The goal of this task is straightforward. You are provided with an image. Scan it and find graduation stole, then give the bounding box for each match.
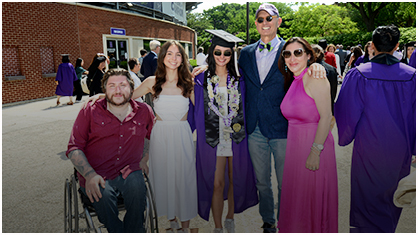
[203,70,245,148]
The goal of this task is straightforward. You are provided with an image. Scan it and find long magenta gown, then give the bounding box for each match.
[278,72,338,233]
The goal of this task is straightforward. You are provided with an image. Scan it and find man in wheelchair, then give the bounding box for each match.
[66,69,155,232]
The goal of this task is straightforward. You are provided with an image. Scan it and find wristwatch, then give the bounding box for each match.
[312,142,324,151]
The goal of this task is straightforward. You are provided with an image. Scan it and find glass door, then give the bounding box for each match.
[106,39,128,70]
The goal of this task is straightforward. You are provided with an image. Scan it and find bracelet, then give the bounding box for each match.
[312,142,324,151]
[310,146,321,157]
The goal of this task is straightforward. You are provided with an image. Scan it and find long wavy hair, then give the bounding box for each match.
[278,37,316,91]
[153,40,193,99]
[206,43,240,80]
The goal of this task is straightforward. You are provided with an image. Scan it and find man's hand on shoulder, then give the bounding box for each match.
[81,94,104,110]
[308,63,327,79]
[191,65,208,78]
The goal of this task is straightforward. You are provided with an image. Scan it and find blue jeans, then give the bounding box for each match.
[81,170,147,233]
[248,125,287,225]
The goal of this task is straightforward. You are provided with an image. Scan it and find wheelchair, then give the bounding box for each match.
[64,170,158,233]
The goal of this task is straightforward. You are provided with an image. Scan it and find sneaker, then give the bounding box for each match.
[213,228,223,233]
[224,219,235,233]
[261,222,276,233]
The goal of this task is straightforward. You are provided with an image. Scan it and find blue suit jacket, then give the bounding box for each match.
[140,51,158,82]
[238,39,288,139]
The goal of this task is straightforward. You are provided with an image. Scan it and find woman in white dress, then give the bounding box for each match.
[84,40,197,232]
[133,40,197,232]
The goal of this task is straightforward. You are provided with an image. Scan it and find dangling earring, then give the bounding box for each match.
[285,65,288,72]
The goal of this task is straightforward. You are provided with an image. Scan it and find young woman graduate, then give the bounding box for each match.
[189,30,258,233]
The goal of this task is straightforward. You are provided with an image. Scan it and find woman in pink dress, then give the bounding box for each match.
[277,37,338,232]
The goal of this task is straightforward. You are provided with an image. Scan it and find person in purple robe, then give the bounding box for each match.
[335,25,416,233]
[188,30,258,233]
[354,41,374,67]
[55,54,78,106]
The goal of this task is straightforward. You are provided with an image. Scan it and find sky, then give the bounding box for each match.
[190,1,336,13]
[190,0,244,13]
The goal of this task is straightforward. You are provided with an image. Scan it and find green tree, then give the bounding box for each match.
[339,2,416,31]
[345,2,389,32]
[187,2,415,50]
[283,4,358,39]
[187,12,213,35]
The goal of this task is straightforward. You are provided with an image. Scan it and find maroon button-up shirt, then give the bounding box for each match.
[66,98,155,188]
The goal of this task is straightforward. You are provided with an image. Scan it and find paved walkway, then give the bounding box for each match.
[2,94,415,233]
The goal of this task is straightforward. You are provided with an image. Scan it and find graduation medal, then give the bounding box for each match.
[232,123,241,132]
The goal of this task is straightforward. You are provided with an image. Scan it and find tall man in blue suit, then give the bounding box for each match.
[140,40,160,108]
[238,3,325,232]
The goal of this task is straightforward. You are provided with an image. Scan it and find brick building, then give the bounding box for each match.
[2,2,197,104]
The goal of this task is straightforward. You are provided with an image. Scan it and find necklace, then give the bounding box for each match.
[207,71,241,140]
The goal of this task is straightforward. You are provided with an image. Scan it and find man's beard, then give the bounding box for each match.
[105,92,133,106]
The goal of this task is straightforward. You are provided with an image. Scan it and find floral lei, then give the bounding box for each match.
[207,71,241,129]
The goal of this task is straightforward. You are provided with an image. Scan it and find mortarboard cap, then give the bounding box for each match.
[61,54,70,63]
[318,39,327,50]
[205,29,244,76]
[206,29,244,49]
[405,41,416,48]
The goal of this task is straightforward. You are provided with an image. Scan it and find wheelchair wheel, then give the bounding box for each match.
[71,175,79,232]
[64,179,72,232]
[144,172,159,233]
[64,175,80,232]
[83,206,97,233]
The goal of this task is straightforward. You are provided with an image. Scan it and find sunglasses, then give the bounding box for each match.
[282,48,305,59]
[256,15,278,23]
[214,50,232,57]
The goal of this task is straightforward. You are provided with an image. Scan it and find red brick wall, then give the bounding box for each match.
[2,3,196,104]
[2,2,80,104]
[77,5,195,68]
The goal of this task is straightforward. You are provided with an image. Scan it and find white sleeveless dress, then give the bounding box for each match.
[149,95,198,221]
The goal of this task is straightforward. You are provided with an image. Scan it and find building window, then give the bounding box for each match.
[187,43,193,60]
[40,46,55,74]
[3,47,22,76]
[3,46,25,81]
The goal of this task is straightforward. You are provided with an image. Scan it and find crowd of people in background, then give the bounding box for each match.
[60,2,415,234]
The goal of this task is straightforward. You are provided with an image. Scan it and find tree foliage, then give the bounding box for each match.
[281,4,358,39]
[187,2,416,52]
[342,2,416,31]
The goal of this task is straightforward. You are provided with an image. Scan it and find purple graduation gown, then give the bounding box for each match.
[335,54,416,233]
[188,72,258,221]
[55,63,78,96]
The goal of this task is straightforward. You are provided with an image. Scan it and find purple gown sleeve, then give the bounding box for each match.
[55,64,64,82]
[334,68,365,146]
[187,98,195,132]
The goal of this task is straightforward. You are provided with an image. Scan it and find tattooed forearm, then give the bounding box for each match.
[68,149,96,178]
